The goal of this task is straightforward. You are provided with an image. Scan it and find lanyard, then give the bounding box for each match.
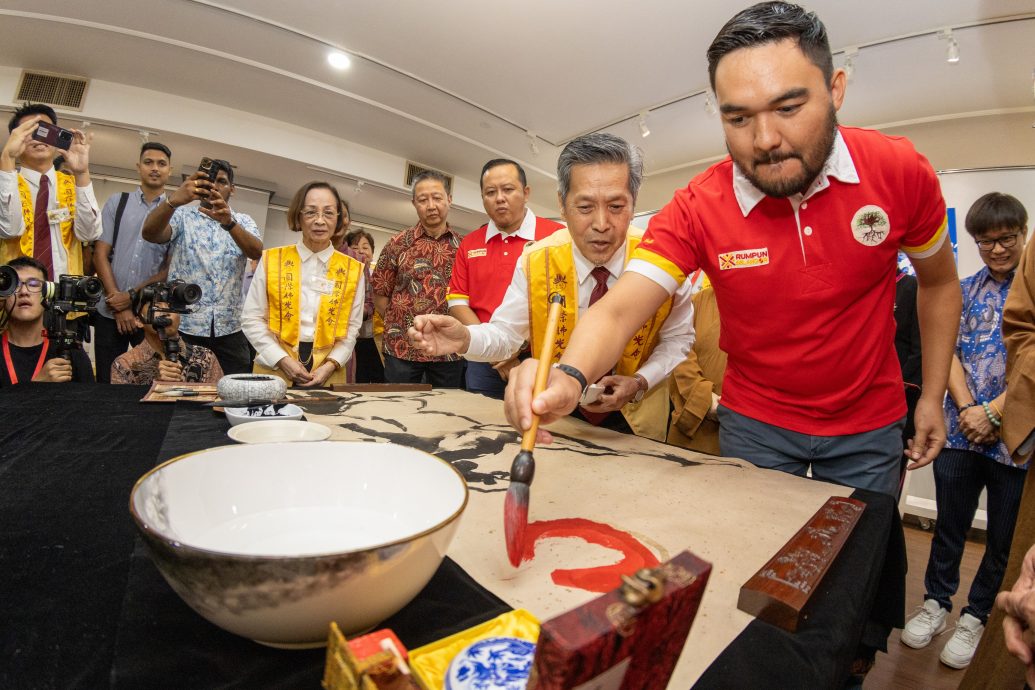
[2,331,50,384]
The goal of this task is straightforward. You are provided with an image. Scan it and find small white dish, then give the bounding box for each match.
[228,420,331,444]
[225,403,304,426]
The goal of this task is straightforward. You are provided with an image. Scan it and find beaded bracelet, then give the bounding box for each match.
[959,401,979,412]
[982,401,1002,428]
[989,400,1003,419]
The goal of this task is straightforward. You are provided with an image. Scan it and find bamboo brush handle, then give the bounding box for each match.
[521,296,564,452]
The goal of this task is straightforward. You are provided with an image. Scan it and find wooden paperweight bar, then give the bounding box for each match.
[737,496,865,632]
[529,550,711,690]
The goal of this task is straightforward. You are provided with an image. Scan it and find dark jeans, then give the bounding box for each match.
[93,314,144,384]
[924,448,1026,623]
[180,330,252,375]
[383,353,464,388]
[465,360,506,399]
[718,406,904,497]
[354,338,385,384]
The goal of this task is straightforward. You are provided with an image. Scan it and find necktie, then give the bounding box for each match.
[33,175,54,280]
[580,265,612,426]
[588,265,610,306]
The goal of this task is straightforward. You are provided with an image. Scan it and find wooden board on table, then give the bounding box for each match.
[140,381,220,403]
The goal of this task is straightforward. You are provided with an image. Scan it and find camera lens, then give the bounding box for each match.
[171,282,202,305]
[76,276,104,299]
[0,265,17,298]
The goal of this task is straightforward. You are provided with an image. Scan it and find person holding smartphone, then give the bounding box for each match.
[0,104,101,280]
[141,157,263,375]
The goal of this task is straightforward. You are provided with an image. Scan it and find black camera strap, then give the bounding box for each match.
[108,192,130,262]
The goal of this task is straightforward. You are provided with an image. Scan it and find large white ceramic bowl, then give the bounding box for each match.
[129,441,468,647]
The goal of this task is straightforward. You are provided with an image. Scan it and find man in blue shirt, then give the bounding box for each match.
[93,142,173,383]
[902,192,1029,669]
[142,159,262,375]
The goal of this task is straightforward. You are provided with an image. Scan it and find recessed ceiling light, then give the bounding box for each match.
[327,51,351,70]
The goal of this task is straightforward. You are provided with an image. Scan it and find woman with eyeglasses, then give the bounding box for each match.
[241,181,365,388]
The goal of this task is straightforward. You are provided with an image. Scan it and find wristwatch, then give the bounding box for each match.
[632,374,648,402]
[220,219,236,232]
[552,363,588,396]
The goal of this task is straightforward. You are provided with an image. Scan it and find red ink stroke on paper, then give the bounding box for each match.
[522,518,660,593]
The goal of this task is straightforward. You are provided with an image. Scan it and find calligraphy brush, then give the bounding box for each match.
[504,293,565,567]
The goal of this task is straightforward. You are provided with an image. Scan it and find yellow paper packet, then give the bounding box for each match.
[409,609,540,690]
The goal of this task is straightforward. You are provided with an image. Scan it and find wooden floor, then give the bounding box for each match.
[864,523,984,689]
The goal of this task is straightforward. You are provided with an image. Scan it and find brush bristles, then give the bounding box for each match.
[504,484,529,567]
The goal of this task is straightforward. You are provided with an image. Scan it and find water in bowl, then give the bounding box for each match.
[193,505,423,556]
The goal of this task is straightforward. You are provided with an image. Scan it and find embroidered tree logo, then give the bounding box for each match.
[855,210,888,244]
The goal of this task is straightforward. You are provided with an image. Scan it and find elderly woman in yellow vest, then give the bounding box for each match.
[242,181,365,387]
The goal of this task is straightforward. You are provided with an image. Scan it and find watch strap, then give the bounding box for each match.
[220,219,236,232]
[552,363,588,394]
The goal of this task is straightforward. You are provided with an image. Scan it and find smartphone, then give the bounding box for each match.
[197,157,217,209]
[580,383,606,406]
[32,122,74,151]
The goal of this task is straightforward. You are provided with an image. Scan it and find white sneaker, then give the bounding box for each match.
[901,599,948,648]
[939,613,985,669]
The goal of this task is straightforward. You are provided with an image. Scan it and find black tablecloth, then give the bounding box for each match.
[0,385,903,689]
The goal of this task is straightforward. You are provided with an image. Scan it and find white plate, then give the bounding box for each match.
[224,403,304,426]
[227,420,332,444]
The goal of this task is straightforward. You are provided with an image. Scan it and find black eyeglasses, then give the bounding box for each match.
[16,278,44,293]
[976,232,1021,252]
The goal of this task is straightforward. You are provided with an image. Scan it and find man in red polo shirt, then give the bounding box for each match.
[447,159,562,398]
[506,1,961,493]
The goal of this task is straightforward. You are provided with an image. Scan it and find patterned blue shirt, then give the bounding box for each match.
[944,266,1015,465]
[166,206,261,337]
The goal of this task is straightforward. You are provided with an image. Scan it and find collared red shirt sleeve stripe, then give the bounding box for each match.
[900,215,948,259]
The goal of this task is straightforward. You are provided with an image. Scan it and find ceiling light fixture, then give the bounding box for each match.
[527,131,539,155]
[638,111,651,138]
[327,51,352,70]
[703,92,717,116]
[939,29,960,64]
[842,48,859,82]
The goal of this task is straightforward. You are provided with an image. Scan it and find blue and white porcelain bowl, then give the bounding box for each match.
[224,403,304,426]
[129,441,468,648]
[446,636,536,690]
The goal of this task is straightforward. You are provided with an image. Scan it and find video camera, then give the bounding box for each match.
[41,274,104,358]
[131,280,203,364]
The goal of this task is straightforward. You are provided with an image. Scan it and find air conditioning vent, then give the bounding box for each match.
[15,71,89,111]
[404,161,453,194]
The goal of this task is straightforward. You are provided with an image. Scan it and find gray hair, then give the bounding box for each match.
[410,169,451,199]
[557,133,643,205]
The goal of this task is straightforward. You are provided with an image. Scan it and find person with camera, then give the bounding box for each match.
[242,181,365,388]
[141,158,262,376]
[110,291,222,385]
[93,142,175,383]
[0,104,101,280]
[0,257,94,385]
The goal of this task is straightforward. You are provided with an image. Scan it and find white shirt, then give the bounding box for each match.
[0,167,102,277]
[464,239,695,390]
[241,241,365,369]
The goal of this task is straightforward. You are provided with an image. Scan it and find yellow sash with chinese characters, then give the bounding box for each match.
[255,245,363,386]
[524,228,672,375]
[1,171,82,273]
[523,227,673,440]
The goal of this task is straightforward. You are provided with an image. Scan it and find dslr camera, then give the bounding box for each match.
[0,264,18,297]
[42,274,104,357]
[131,280,203,364]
